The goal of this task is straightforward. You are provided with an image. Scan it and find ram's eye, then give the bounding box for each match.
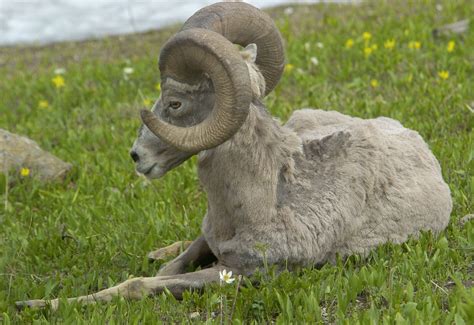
[169,101,182,109]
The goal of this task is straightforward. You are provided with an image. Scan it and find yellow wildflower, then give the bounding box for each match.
[371,44,378,50]
[370,79,379,88]
[155,83,161,92]
[364,47,373,57]
[438,70,449,80]
[384,39,395,50]
[38,100,49,108]
[20,168,30,177]
[285,63,294,73]
[408,41,421,50]
[362,32,372,41]
[345,38,354,48]
[447,41,455,52]
[52,75,65,88]
[143,98,152,106]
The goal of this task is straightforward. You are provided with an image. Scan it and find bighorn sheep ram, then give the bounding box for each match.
[17,2,452,310]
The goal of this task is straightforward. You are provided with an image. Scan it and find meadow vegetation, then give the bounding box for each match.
[0,1,473,323]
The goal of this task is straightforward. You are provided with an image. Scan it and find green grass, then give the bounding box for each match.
[0,0,473,323]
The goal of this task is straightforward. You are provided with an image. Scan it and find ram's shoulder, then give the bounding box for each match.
[285,109,359,135]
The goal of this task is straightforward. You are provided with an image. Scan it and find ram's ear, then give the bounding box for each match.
[240,43,257,63]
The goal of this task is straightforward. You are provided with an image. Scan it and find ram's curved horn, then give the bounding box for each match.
[141,28,252,152]
[182,2,285,96]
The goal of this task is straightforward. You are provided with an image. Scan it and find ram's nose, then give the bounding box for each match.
[130,150,140,162]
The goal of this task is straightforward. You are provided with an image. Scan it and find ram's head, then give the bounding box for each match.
[130,3,284,179]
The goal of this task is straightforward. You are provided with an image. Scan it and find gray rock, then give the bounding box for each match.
[459,214,474,227]
[0,128,72,181]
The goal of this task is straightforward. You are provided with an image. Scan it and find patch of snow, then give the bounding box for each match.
[0,0,357,46]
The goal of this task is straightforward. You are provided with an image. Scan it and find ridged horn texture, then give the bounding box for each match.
[141,28,252,152]
[181,2,285,96]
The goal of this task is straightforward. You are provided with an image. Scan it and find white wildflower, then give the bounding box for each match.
[284,7,294,15]
[316,42,324,49]
[123,67,134,74]
[310,57,319,66]
[123,67,134,80]
[54,68,66,75]
[189,311,200,319]
[219,269,235,284]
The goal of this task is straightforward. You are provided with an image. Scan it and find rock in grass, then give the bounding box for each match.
[433,19,470,37]
[0,128,72,182]
[459,214,474,227]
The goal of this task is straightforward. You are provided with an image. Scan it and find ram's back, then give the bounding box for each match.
[280,109,452,264]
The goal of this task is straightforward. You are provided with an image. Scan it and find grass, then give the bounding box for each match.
[0,0,473,323]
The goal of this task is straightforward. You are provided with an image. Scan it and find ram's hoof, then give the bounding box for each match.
[148,241,192,262]
[147,251,162,262]
[15,299,47,310]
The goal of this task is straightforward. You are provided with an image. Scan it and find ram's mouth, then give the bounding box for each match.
[137,163,157,176]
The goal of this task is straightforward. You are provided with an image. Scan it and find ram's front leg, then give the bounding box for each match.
[16,265,240,311]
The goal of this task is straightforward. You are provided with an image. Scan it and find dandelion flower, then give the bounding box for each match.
[143,98,152,106]
[285,63,294,73]
[20,168,30,177]
[155,83,161,92]
[447,41,455,52]
[310,57,319,66]
[219,269,235,284]
[438,70,449,80]
[54,68,66,75]
[370,79,379,88]
[38,100,49,109]
[362,32,372,41]
[345,38,354,49]
[408,41,421,50]
[52,75,65,88]
[384,39,395,50]
[364,47,373,57]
